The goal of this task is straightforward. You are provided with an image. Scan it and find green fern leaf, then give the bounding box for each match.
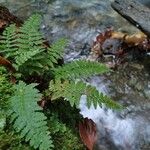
[49,79,121,109]
[15,14,46,73]
[53,60,110,79]
[85,84,122,109]
[0,14,68,75]
[50,80,85,107]
[9,81,53,150]
[47,38,68,67]
[0,24,18,59]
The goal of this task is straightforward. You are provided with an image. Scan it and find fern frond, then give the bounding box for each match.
[53,60,109,79]
[9,81,53,150]
[49,79,121,109]
[47,38,68,67]
[0,14,68,75]
[14,49,44,71]
[0,24,18,59]
[15,14,46,73]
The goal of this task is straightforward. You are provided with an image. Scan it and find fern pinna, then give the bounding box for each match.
[0,14,67,75]
[50,79,121,109]
[9,81,53,150]
[53,60,110,79]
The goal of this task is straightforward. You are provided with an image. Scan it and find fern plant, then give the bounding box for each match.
[0,14,121,150]
[9,81,53,150]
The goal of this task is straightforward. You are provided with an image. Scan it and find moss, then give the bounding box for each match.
[0,130,33,150]
[47,112,85,150]
[0,67,13,110]
[52,128,85,150]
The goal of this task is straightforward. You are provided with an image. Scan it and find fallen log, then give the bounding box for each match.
[111,0,150,37]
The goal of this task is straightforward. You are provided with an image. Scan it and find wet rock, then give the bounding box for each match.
[112,0,150,37]
[138,0,150,8]
[144,88,150,99]
[102,38,122,54]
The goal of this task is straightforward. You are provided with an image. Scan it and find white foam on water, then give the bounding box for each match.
[79,96,136,149]
[79,76,150,150]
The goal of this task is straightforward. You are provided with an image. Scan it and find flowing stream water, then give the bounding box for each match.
[1,0,150,149]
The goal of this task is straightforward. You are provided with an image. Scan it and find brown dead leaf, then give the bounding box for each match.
[0,56,16,83]
[111,31,126,39]
[96,28,113,44]
[91,28,113,56]
[111,31,147,46]
[79,118,97,150]
[0,56,15,71]
[124,32,147,45]
[0,19,7,29]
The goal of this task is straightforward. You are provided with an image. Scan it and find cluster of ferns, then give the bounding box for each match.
[0,14,121,150]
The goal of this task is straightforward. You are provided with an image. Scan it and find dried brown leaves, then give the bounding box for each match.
[92,29,150,58]
[79,118,97,150]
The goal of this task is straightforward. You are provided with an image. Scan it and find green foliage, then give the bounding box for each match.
[0,24,17,59]
[85,83,121,109]
[52,127,84,150]
[47,100,82,130]
[50,80,85,107]
[0,130,33,150]
[48,114,67,134]
[50,79,121,109]
[50,59,121,109]
[0,67,13,110]
[0,15,67,75]
[46,38,68,68]
[48,114,84,150]
[54,59,109,79]
[9,81,53,150]
[15,14,46,74]
[0,13,121,150]
[0,112,6,131]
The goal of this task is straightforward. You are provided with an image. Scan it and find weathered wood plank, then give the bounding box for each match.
[111,0,150,37]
